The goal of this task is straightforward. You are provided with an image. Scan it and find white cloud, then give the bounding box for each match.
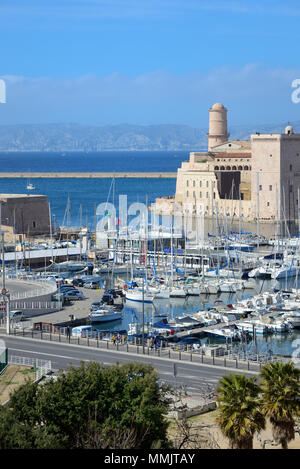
[1,64,300,127]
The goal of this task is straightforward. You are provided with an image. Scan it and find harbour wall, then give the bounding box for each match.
[0,172,177,178]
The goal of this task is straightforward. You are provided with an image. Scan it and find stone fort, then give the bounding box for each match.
[154,103,300,229]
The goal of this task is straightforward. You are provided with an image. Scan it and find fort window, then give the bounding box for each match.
[32,221,36,228]
[206,192,209,198]
[186,191,189,197]
[193,180,195,187]
[267,202,270,207]
[193,191,195,198]
[206,181,209,188]
[200,181,202,187]
[186,180,189,187]
[200,191,202,198]
[290,164,293,171]
[259,185,262,190]
[269,185,272,191]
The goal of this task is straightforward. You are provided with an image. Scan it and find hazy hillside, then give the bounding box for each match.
[0,121,299,152]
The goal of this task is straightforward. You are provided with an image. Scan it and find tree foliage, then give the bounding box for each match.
[260,361,300,449]
[216,374,265,449]
[0,361,171,449]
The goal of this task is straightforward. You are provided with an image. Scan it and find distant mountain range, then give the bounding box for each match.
[0,121,299,152]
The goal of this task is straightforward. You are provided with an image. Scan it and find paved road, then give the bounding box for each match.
[1,334,258,394]
[19,285,104,325]
[4,279,46,296]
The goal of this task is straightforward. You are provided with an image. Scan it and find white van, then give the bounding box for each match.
[72,325,93,338]
[10,310,24,321]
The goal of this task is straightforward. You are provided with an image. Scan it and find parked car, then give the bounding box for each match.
[90,301,103,312]
[63,290,83,300]
[101,293,114,305]
[58,285,79,291]
[84,281,101,289]
[106,289,117,298]
[72,278,84,287]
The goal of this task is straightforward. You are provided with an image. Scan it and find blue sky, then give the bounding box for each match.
[1,0,300,128]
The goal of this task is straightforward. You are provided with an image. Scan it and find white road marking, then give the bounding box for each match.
[9,348,91,362]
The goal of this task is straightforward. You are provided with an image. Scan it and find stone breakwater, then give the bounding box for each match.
[0,172,177,178]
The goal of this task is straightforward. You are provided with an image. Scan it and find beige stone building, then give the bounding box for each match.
[154,104,300,225]
[0,194,50,242]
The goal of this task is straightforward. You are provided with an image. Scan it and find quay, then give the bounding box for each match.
[0,172,177,179]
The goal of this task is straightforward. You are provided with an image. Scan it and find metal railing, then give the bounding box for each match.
[6,326,272,373]
[9,300,62,310]
[8,355,52,380]
[6,274,57,299]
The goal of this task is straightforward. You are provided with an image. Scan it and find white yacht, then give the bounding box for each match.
[26,181,35,190]
[124,288,154,303]
[89,309,122,323]
[236,320,273,335]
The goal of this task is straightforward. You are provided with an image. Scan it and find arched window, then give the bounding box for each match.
[226,166,231,170]
[220,166,225,170]
[214,166,219,171]
[238,165,243,170]
[232,165,237,170]
[244,165,249,170]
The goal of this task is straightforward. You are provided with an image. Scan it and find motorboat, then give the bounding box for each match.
[236,320,273,335]
[89,309,122,323]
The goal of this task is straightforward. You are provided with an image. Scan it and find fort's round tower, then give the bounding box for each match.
[207,103,230,151]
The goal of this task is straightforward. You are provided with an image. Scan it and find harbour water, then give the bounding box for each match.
[92,274,300,359]
[1,150,300,360]
[0,151,181,226]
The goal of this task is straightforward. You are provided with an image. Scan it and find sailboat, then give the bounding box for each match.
[26,179,35,190]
